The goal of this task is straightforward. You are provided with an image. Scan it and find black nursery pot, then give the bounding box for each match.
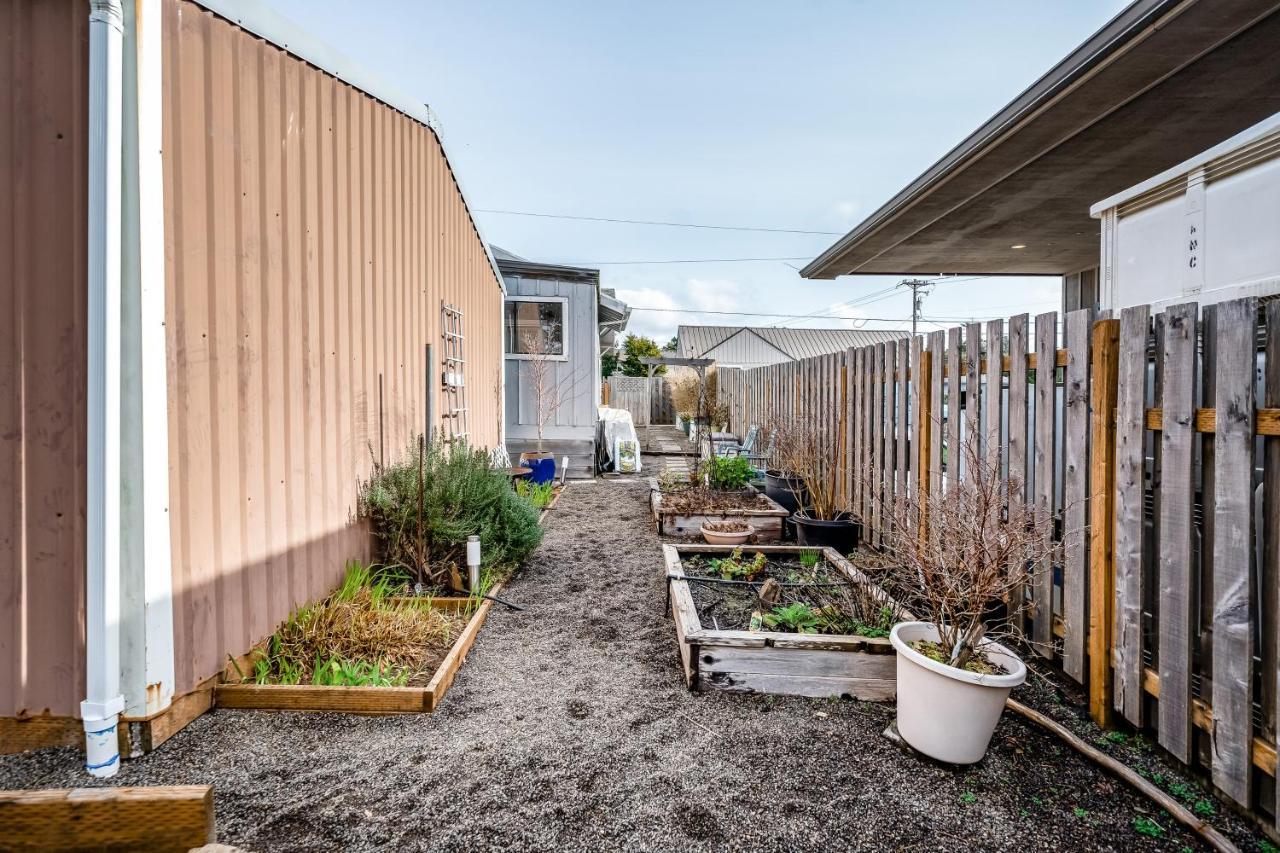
[792,513,862,552]
[764,470,807,514]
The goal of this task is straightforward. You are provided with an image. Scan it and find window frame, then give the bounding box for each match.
[503,295,570,362]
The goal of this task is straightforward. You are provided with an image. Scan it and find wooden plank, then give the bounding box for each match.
[881,342,896,544]
[985,319,1005,479]
[1143,406,1280,434]
[851,346,864,520]
[1008,314,1029,635]
[0,716,83,756]
[871,343,884,544]
[0,786,214,853]
[896,337,910,519]
[946,326,962,486]
[424,579,505,708]
[910,335,926,535]
[1062,309,1090,681]
[1033,311,1058,659]
[1156,301,1198,763]
[1112,306,1149,726]
[846,347,857,513]
[928,331,945,543]
[214,682,434,713]
[1088,318,1121,728]
[1209,297,1257,806]
[700,668,896,701]
[700,646,896,679]
[1268,301,1280,827]
[966,321,982,462]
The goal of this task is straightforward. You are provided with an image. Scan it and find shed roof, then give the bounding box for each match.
[802,0,1280,279]
[677,325,907,361]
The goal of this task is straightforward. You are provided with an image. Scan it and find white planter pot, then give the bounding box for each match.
[890,621,1026,764]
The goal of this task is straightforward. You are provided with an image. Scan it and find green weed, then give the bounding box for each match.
[1133,817,1164,838]
[764,603,821,634]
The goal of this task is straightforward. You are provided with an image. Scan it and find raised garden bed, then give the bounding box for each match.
[649,478,789,541]
[664,544,909,699]
[215,579,504,715]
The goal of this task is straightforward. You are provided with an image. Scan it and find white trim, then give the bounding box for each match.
[119,0,176,720]
[85,0,126,776]
[189,0,505,292]
[1090,110,1280,215]
[503,296,570,362]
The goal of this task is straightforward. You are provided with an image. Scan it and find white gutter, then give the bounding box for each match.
[84,0,126,778]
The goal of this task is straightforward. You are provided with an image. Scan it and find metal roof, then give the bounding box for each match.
[677,325,907,362]
[801,0,1280,279]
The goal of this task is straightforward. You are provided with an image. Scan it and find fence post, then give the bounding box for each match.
[1088,318,1120,728]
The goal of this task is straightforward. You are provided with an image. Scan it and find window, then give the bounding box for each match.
[504,298,567,358]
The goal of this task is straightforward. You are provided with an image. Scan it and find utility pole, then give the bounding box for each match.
[900,279,932,338]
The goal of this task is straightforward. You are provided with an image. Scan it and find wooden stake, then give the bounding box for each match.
[1087,318,1119,727]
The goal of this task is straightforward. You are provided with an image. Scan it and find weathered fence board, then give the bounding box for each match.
[1033,312,1058,659]
[1156,301,1197,764]
[896,337,910,514]
[1062,309,1090,681]
[1268,299,1280,828]
[1112,304,1149,728]
[1008,314,1029,635]
[947,326,962,487]
[1209,297,1256,806]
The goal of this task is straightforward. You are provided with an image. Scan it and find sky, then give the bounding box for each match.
[266,0,1130,345]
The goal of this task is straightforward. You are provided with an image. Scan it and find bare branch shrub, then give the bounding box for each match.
[521,328,569,453]
[872,425,1059,669]
[773,410,845,521]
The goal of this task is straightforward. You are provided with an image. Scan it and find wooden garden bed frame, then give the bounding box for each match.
[664,544,909,699]
[649,479,790,541]
[0,785,214,852]
[214,580,505,714]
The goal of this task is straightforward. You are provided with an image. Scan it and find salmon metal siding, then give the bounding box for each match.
[0,1,89,720]
[161,0,503,696]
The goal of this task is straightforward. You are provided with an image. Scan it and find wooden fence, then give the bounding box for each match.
[718,297,1280,823]
[606,375,675,425]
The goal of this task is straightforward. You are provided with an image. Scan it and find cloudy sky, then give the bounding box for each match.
[266,0,1128,344]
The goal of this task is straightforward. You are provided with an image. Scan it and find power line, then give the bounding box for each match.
[474,208,842,236]
[567,256,813,265]
[628,305,934,326]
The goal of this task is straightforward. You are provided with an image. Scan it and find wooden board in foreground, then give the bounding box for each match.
[214,582,506,715]
[0,786,214,852]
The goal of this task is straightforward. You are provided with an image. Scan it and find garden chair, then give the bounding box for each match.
[715,424,759,458]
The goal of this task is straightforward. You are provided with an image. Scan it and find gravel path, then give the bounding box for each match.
[0,480,1268,851]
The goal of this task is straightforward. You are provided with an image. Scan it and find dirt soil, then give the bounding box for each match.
[0,480,1272,852]
[658,485,776,514]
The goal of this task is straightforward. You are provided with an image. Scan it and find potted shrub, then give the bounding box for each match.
[877,430,1056,764]
[774,415,860,551]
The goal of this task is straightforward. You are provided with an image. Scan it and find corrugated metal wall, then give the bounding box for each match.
[162,0,504,695]
[0,1,89,720]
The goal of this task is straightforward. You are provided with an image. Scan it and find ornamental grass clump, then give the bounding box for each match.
[250,562,461,686]
[359,438,543,590]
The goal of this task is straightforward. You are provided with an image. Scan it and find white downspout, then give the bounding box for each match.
[84,0,126,778]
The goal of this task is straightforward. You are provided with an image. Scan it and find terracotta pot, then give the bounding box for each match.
[700,523,756,546]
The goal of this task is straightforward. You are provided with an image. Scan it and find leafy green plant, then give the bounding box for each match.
[764,603,820,634]
[1192,799,1215,817]
[959,791,978,805]
[708,548,767,581]
[1133,817,1164,838]
[360,438,542,588]
[516,479,556,509]
[310,656,409,687]
[707,455,754,491]
[798,550,821,569]
[1072,807,1089,819]
[1103,730,1129,745]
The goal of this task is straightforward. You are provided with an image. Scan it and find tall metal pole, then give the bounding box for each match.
[901,279,931,338]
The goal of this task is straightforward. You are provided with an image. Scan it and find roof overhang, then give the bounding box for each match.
[802,0,1280,279]
[495,257,600,283]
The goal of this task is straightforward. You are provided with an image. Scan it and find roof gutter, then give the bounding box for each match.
[800,0,1184,279]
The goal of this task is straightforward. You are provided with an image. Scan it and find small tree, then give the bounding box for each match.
[620,335,665,377]
[875,426,1059,669]
[522,327,568,454]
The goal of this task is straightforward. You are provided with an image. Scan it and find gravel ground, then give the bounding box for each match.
[0,479,1271,852]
